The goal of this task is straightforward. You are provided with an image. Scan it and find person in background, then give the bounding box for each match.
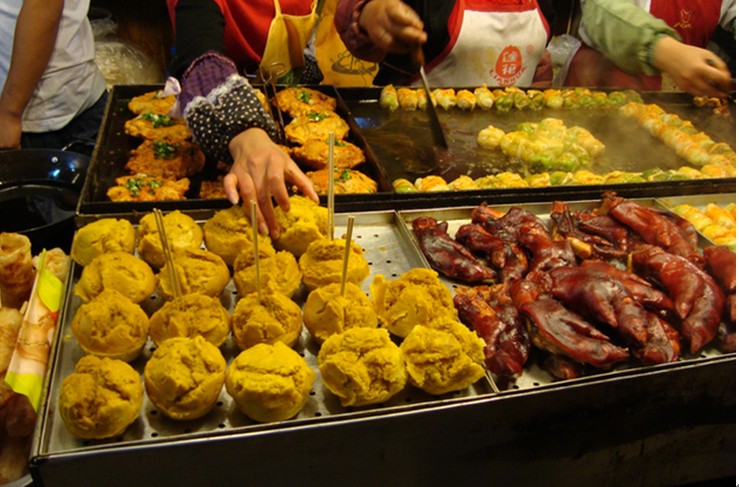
[0,0,107,154]
[334,0,555,87]
[166,0,321,238]
[564,0,735,98]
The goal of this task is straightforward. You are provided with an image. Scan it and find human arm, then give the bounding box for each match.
[0,0,63,149]
[335,0,426,63]
[580,0,732,97]
[171,0,318,237]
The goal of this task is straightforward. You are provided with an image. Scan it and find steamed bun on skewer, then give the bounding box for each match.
[203,205,275,267]
[70,218,136,266]
[299,237,370,291]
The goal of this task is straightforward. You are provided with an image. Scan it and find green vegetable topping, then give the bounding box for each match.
[298,90,312,103]
[153,141,177,159]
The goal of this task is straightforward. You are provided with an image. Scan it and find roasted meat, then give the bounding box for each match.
[455,223,528,283]
[603,192,703,266]
[412,217,495,283]
[520,298,630,370]
[454,286,529,377]
[633,245,724,354]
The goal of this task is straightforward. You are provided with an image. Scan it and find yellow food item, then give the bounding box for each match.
[144,336,226,421]
[58,355,143,439]
[156,247,230,300]
[149,293,231,347]
[284,111,350,145]
[306,168,378,195]
[0,232,34,309]
[137,210,203,268]
[291,138,366,170]
[273,195,328,257]
[317,327,406,407]
[124,113,191,142]
[303,282,378,344]
[106,174,190,202]
[71,289,149,362]
[125,140,206,180]
[203,205,275,266]
[275,86,337,117]
[299,238,370,291]
[70,218,136,266]
[226,342,315,423]
[371,268,457,338]
[400,319,485,395]
[74,251,156,304]
[233,250,302,299]
[231,284,303,350]
[128,89,176,115]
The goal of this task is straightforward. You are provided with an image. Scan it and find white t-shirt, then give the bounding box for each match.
[0,0,106,132]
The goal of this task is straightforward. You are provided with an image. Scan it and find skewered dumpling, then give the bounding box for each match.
[203,205,275,266]
[303,282,378,344]
[371,268,457,338]
[233,249,302,299]
[148,293,231,347]
[317,327,406,407]
[156,247,230,300]
[400,319,485,395]
[144,336,227,421]
[70,218,136,266]
[226,342,315,423]
[71,289,149,362]
[231,283,303,350]
[137,210,203,268]
[299,237,370,291]
[273,195,328,257]
[74,251,156,304]
[58,355,143,439]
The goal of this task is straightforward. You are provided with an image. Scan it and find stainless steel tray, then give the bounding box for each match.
[29,199,736,487]
[34,209,493,458]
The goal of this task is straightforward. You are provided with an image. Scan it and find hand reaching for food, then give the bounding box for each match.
[358,0,427,55]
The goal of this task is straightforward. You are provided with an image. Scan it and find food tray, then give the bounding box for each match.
[30,200,735,486]
[33,210,491,459]
[338,87,736,201]
[655,193,736,247]
[77,85,392,216]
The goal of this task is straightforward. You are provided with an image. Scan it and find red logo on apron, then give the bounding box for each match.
[492,45,523,86]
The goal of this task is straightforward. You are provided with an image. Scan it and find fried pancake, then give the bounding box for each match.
[199,178,227,199]
[125,140,205,179]
[291,138,365,170]
[107,175,190,201]
[284,111,350,145]
[128,90,176,115]
[124,113,191,141]
[306,168,377,194]
[275,87,336,117]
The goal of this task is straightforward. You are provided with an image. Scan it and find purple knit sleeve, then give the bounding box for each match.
[182,60,277,164]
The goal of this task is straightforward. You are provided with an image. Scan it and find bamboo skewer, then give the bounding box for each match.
[154,208,182,299]
[339,216,355,297]
[327,131,335,241]
[250,201,262,303]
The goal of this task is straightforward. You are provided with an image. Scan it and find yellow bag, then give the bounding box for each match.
[260,0,318,84]
[314,0,378,86]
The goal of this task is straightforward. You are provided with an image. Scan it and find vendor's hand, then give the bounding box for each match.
[224,127,319,239]
[653,36,733,98]
[359,0,427,55]
[0,110,23,149]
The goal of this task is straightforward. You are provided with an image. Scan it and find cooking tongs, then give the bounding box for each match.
[412,47,449,149]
